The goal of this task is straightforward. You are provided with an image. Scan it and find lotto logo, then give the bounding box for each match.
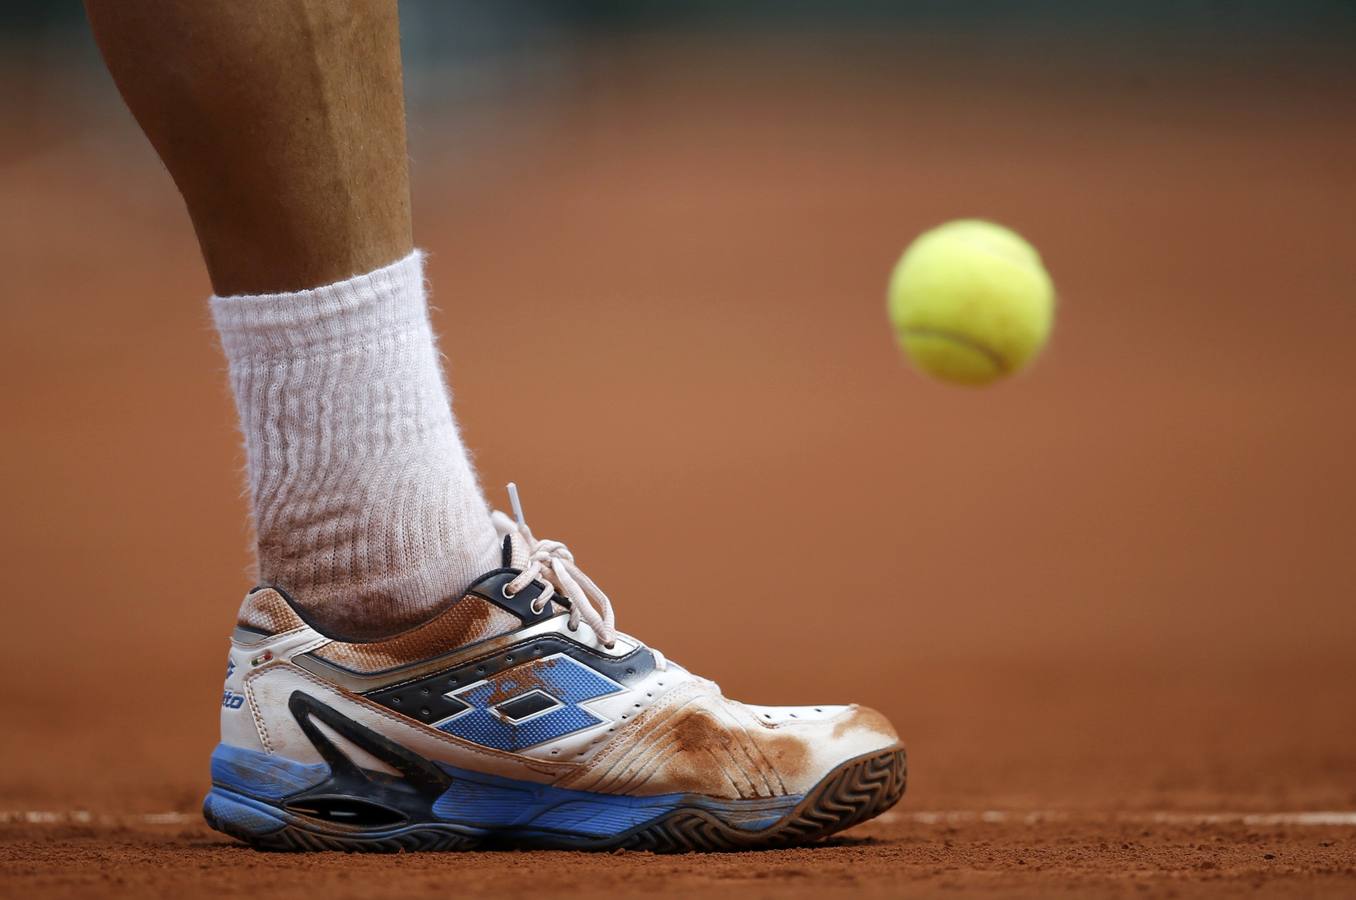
[437,654,622,751]
[222,690,245,710]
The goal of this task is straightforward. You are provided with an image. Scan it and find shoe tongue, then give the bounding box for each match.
[495,519,533,571]
[508,532,532,570]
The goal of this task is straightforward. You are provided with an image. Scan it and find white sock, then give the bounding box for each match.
[210,251,501,639]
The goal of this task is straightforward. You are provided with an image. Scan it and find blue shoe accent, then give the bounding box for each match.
[209,743,330,800]
[431,764,684,837]
[431,762,803,838]
[203,788,288,839]
[204,786,484,851]
[206,742,804,845]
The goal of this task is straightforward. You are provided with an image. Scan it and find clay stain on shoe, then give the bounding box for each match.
[660,709,740,794]
[479,656,563,707]
[236,588,306,635]
[313,595,518,673]
[750,729,811,784]
[650,708,808,796]
[830,705,898,742]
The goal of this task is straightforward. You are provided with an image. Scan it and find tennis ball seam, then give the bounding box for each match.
[900,327,1010,374]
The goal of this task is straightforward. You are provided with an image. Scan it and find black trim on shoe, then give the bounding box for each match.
[247,584,396,644]
[363,634,658,724]
[282,691,452,826]
[465,569,560,626]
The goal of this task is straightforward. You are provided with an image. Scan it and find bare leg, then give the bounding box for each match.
[84,0,500,638]
[84,0,411,295]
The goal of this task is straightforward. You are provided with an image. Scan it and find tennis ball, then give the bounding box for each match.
[887,219,1055,386]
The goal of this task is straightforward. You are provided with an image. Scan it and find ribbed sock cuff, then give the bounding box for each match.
[210,251,426,360]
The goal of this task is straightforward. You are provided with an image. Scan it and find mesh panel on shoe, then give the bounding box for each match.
[311,595,519,673]
[236,588,307,635]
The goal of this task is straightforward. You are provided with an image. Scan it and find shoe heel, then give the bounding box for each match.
[202,788,289,846]
[204,743,482,852]
[203,785,481,852]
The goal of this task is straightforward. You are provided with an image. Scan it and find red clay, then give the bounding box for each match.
[4,816,1354,899]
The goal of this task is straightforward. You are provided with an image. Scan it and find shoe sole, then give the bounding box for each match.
[203,744,907,853]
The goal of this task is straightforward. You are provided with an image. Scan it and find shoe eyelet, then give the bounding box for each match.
[604,642,616,651]
[530,600,546,615]
[501,584,517,600]
[567,624,578,632]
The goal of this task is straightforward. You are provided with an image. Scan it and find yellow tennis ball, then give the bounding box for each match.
[887,219,1055,386]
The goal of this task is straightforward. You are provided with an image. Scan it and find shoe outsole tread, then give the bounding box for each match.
[204,746,907,853]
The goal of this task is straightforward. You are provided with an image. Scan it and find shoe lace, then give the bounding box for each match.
[491,484,667,670]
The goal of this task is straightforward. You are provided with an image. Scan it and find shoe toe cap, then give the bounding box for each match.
[745,702,902,794]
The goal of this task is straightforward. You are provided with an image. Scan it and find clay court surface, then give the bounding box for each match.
[2,33,1354,898]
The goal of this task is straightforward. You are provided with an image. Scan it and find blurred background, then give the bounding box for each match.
[1,2,1354,816]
